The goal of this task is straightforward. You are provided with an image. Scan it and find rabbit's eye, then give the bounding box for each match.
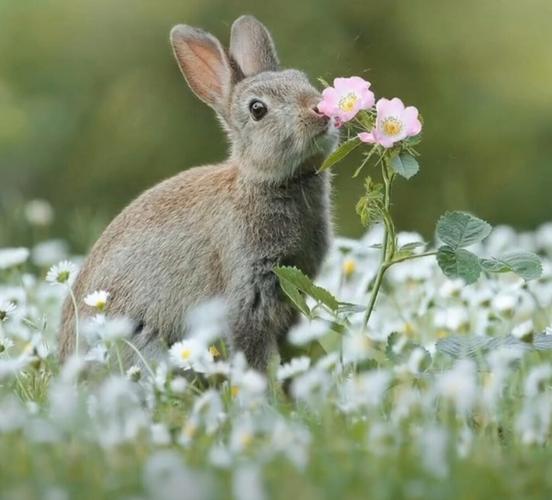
[249,99,268,121]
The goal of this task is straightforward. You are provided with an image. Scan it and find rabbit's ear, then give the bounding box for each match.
[230,15,280,77]
[170,25,232,112]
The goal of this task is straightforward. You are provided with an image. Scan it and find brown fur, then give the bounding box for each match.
[59,16,338,370]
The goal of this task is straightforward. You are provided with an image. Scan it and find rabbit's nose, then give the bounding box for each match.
[311,105,329,121]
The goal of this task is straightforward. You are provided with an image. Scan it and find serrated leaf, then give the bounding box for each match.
[274,266,340,313]
[277,275,311,318]
[437,246,481,284]
[480,252,543,281]
[319,136,361,172]
[310,283,340,311]
[274,266,312,290]
[389,152,420,179]
[436,211,492,249]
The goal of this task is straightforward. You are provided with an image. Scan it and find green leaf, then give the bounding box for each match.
[276,273,311,317]
[389,152,419,179]
[437,245,481,284]
[480,252,543,281]
[355,176,384,227]
[319,136,361,172]
[394,241,427,260]
[310,283,340,311]
[274,266,340,313]
[436,211,492,249]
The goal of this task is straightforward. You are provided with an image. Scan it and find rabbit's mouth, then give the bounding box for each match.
[310,124,339,155]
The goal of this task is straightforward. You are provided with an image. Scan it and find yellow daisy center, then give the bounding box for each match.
[339,93,358,113]
[382,117,402,136]
[231,385,240,398]
[180,348,192,360]
[342,258,357,278]
[209,345,221,358]
[240,432,254,448]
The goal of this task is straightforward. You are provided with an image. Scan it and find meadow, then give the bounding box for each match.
[1,200,552,499]
[2,2,552,499]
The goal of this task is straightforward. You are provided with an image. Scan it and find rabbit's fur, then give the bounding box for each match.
[59,15,338,371]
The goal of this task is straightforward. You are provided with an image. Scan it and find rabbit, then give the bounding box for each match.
[58,15,338,371]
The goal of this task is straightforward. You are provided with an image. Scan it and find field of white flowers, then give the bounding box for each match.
[1,203,552,500]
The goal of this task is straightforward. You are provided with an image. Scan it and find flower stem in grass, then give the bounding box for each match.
[115,342,125,376]
[122,338,156,380]
[68,287,80,357]
[363,161,395,329]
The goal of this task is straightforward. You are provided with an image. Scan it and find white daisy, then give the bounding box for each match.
[512,320,534,342]
[0,247,30,270]
[46,260,78,286]
[169,339,213,372]
[277,356,311,381]
[84,290,110,311]
[127,365,142,382]
[0,301,16,322]
[24,199,54,226]
[0,337,15,353]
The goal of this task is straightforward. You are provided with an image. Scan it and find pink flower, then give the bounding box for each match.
[358,97,422,148]
[317,76,375,125]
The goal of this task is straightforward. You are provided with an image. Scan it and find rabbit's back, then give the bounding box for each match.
[59,164,239,359]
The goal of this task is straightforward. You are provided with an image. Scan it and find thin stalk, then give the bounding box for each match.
[121,338,156,380]
[68,287,80,357]
[363,163,395,329]
[115,342,125,376]
[391,250,437,266]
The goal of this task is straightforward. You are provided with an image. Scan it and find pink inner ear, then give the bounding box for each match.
[173,35,228,107]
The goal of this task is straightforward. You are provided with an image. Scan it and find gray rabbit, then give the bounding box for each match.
[59,15,338,371]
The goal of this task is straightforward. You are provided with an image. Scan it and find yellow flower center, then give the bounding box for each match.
[403,322,416,338]
[180,348,192,360]
[183,421,197,438]
[209,345,221,358]
[382,117,402,136]
[231,385,240,398]
[240,432,254,448]
[339,93,358,113]
[342,258,357,278]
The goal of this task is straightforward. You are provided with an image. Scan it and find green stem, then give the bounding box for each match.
[391,250,437,266]
[121,338,156,380]
[363,163,396,329]
[68,287,80,357]
[115,342,125,376]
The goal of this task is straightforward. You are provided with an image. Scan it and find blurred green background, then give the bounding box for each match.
[1,0,551,251]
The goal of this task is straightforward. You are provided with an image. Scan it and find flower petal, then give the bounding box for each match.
[358,132,376,143]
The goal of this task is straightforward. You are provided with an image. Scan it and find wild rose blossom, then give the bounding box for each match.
[359,97,422,148]
[317,76,375,125]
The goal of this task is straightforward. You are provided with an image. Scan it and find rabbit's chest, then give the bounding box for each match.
[237,175,331,277]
